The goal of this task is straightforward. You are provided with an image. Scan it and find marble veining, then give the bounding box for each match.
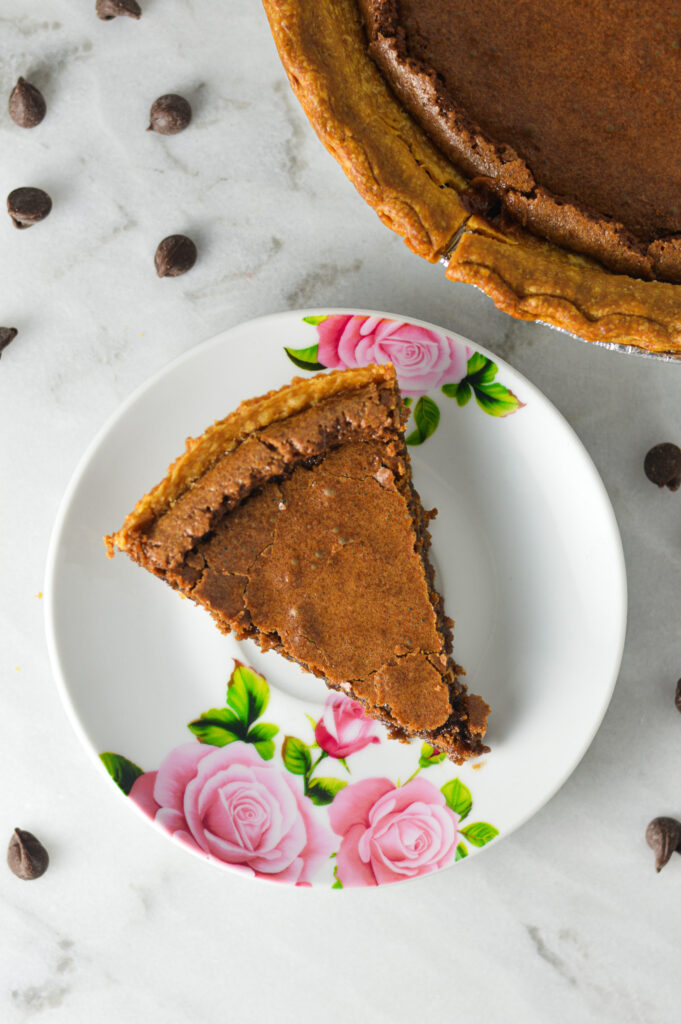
[525,925,578,988]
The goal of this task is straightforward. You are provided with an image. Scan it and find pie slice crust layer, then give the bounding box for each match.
[262,0,681,356]
[107,364,489,764]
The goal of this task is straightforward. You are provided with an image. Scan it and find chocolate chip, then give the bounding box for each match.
[675,678,681,713]
[646,816,681,872]
[95,0,142,19]
[8,78,46,128]
[0,327,18,357]
[7,828,49,880]
[147,94,192,135]
[7,187,52,229]
[154,234,197,277]
[644,442,681,490]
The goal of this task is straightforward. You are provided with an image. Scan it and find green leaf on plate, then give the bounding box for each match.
[282,736,312,776]
[247,722,279,743]
[466,351,498,384]
[455,842,469,862]
[188,707,246,746]
[252,741,276,761]
[414,394,440,439]
[441,380,472,407]
[245,722,279,761]
[332,863,343,888]
[460,821,499,847]
[405,395,440,446]
[402,396,413,407]
[306,777,348,806]
[302,315,328,326]
[441,778,473,821]
[284,344,325,372]
[100,752,144,795]
[227,663,269,728]
[418,742,447,769]
[473,381,521,417]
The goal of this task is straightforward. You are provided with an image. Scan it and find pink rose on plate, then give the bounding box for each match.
[130,741,334,885]
[316,315,469,397]
[329,777,458,886]
[315,693,380,759]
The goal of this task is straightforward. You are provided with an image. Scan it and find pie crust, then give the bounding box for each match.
[262,0,681,356]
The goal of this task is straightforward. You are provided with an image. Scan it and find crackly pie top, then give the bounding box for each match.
[359,0,681,280]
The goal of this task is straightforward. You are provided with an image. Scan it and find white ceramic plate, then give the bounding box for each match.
[45,309,627,888]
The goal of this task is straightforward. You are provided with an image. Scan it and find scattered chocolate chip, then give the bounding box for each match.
[154,234,197,277]
[147,94,192,135]
[7,828,49,880]
[644,442,681,490]
[646,816,681,872]
[95,0,142,19]
[8,77,46,128]
[0,327,18,357]
[7,187,52,229]
[675,678,681,713]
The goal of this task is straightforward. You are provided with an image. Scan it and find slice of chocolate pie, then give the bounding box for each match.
[106,364,489,763]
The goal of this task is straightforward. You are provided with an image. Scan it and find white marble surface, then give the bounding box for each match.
[2,2,681,1021]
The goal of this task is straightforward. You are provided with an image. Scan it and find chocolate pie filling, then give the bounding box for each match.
[359,0,681,280]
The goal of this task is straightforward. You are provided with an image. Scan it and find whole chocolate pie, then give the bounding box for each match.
[263,0,681,355]
[107,364,489,763]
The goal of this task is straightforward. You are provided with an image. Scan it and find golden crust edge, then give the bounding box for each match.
[106,363,397,556]
[446,221,681,353]
[261,0,468,261]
